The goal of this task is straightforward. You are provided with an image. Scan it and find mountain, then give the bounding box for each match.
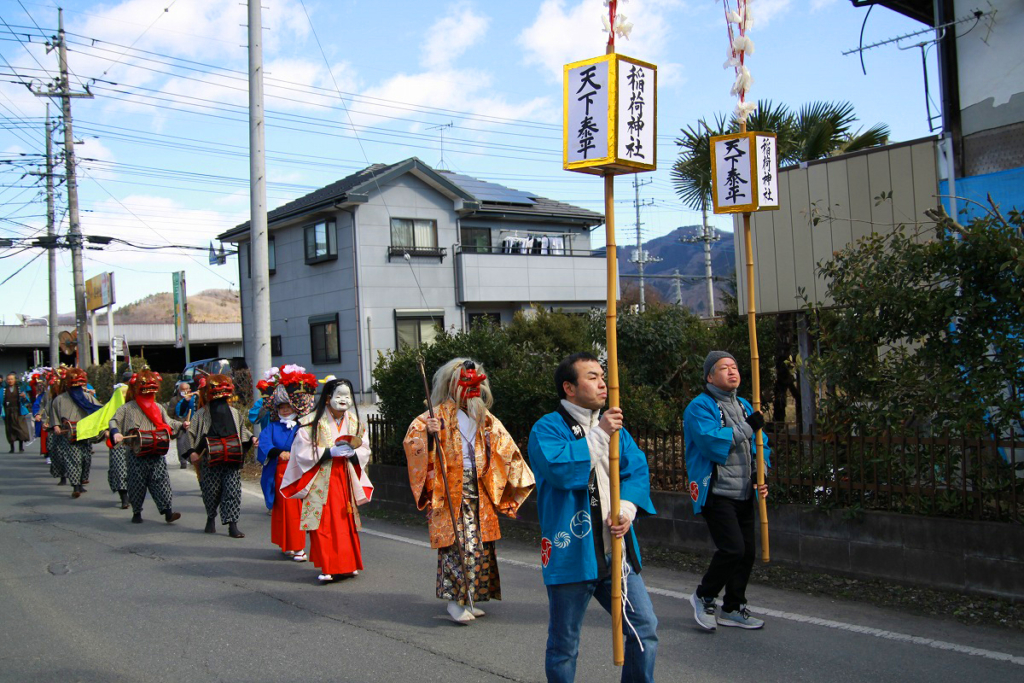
[615,225,736,315]
[54,288,240,325]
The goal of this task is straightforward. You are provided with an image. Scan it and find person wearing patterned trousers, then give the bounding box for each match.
[48,368,103,498]
[198,466,242,525]
[184,374,253,539]
[125,453,174,517]
[109,369,185,525]
[108,443,130,509]
[48,432,68,484]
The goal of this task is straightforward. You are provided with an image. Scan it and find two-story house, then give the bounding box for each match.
[218,157,606,403]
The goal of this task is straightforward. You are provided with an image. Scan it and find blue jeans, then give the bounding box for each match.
[545,563,658,683]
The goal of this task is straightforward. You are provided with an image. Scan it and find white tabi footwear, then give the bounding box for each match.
[447,600,475,624]
[470,606,485,617]
[318,573,335,583]
[291,550,308,562]
[284,550,296,557]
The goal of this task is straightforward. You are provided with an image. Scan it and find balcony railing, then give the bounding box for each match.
[388,246,447,262]
[455,245,600,257]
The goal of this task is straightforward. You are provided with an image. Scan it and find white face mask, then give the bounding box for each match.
[329,384,352,413]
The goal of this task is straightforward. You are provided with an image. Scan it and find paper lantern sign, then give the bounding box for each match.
[710,132,780,214]
[563,53,657,176]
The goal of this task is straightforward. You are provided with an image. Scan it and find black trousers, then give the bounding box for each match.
[696,493,755,613]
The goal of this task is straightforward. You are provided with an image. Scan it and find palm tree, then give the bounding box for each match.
[671,99,890,213]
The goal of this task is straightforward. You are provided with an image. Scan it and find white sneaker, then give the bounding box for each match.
[447,600,475,624]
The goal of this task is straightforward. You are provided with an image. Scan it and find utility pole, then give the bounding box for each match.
[248,0,272,381]
[628,176,657,312]
[29,105,60,365]
[680,213,720,317]
[33,8,93,368]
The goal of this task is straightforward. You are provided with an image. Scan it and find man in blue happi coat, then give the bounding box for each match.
[684,350,770,632]
[528,352,658,683]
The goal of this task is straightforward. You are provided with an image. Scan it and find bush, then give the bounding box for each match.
[86,355,151,404]
[804,204,1024,435]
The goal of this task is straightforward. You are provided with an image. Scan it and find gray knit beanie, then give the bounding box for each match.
[703,351,737,381]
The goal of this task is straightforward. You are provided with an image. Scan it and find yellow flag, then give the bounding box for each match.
[76,385,126,441]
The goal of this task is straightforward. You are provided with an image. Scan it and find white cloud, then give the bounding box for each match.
[517,0,683,84]
[422,2,491,70]
[753,0,795,24]
[811,0,839,11]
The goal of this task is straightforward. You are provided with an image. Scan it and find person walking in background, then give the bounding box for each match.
[3,373,31,453]
[684,351,771,632]
[172,381,196,469]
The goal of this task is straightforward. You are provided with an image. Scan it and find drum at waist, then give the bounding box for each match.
[207,434,243,467]
[130,428,171,458]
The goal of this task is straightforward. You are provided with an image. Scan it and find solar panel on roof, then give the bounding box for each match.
[443,172,536,206]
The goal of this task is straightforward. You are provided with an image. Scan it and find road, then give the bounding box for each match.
[1,441,1022,682]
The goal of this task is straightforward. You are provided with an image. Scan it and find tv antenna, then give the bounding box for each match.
[843,5,996,132]
[428,121,454,170]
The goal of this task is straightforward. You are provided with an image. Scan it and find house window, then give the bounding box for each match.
[245,237,276,277]
[395,309,443,350]
[309,313,340,364]
[391,218,438,249]
[304,220,337,264]
[460,227,492,254]
[271,335,282,357]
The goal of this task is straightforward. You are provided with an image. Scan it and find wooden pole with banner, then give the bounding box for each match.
[563,0,654,666]
[710,0,779,563]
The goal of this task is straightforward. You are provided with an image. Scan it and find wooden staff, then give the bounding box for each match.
[604,5,624,665]
[740,119,770,563]
[416,357,475,615]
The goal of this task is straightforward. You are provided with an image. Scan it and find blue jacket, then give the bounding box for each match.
[1,386,30,419]
[248,398,270,431]
[683,392,771,515]
[174,395,196,418]
[256,420,298,509]
[528,410,656,586]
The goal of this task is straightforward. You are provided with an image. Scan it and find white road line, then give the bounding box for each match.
[240,483,1024,667]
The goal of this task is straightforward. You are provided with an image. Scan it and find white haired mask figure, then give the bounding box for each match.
[430,358,493,423]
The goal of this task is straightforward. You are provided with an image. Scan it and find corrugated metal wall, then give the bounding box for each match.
[734,137,940,314]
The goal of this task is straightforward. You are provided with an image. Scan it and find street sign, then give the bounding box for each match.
[85,272,115,311]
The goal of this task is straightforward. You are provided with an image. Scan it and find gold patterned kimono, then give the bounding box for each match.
[403,400,535,549]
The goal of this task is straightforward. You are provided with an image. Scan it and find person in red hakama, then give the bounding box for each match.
[281,378,372,583]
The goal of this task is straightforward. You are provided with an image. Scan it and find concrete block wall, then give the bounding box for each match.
[367,464,1024,601]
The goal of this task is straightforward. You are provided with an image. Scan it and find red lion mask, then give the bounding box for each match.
[202,374,235,403]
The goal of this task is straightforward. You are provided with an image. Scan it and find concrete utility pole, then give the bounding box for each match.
[32,105,60,366]
[248,0,272,379]
[628,176,658,312]
[34,9,93,368]
[680,212,720,317]
[672,268,683,306]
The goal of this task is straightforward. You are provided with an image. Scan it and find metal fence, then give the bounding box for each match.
[366,416,1024,523]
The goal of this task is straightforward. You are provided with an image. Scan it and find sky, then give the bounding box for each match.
[0,0,939,322]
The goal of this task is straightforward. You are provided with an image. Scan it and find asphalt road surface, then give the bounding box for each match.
[1,440,1022,682]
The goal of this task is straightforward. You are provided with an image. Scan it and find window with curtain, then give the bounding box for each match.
[395,311,443,350]
[390,218,438,249]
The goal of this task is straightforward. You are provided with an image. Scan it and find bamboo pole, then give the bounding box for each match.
[740,123,770,563]
[604,171,624,665]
